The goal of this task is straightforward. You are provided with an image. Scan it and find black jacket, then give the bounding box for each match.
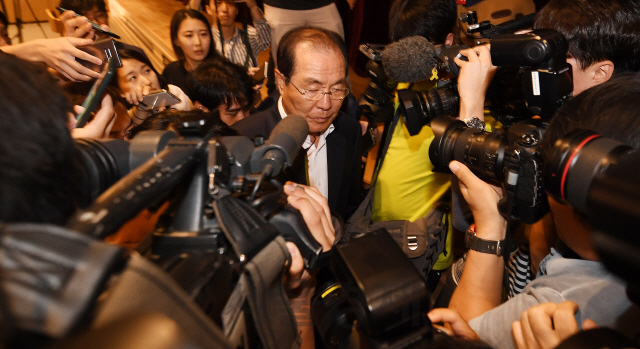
[233,104,363,220]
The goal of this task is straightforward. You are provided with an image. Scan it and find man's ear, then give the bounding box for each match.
[194,101,210,113]
[445,33,454,46]
[593,60,615,85]
[274,69,286,94]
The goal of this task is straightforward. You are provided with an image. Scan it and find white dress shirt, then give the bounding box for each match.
[278,97,334,199]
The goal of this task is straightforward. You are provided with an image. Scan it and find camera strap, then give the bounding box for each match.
[221,236,300,349]
[0,223,125,338]
[345,106,450,276]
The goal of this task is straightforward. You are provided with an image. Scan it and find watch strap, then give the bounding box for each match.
[465,226,517,256]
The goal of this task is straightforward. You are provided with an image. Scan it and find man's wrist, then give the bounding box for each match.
[466,224,514,256]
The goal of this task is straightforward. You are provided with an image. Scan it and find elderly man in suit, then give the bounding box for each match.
[233,26,362,220]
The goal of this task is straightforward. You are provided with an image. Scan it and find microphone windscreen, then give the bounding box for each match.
[382,36,439,83]
[268,114,309,160]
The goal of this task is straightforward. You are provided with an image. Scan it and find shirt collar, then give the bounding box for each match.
[213,25,239,41]
[277,97,335,149]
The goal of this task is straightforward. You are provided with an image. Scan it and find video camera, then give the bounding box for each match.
[398,29,572,136]
[63,112,448,349]
[357,43,398,125]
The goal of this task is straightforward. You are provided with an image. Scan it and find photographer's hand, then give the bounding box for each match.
[455,44,496,122]
[428,308,480,341]
[448,160,507,322]
[512,301,598,349]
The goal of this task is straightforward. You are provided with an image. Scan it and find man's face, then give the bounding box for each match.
[207,1,238,27]
[218,99,249,125]
[277,44,346,136]
[83,5,108,26]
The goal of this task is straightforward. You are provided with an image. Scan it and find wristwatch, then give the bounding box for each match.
[465,116,486,131]
[465,224,517,256]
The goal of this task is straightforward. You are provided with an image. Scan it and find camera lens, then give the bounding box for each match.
[398,84,460,136]
[75,138,130,204]
[429,116,506,182]
[543,129,632,213]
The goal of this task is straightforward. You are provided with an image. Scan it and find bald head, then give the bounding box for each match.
[276,26,348,79]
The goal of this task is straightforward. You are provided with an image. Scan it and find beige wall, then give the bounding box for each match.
[3,0,59,23]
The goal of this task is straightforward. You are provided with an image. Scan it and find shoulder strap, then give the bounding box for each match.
[344,107,400,234]
[371,106,401,186]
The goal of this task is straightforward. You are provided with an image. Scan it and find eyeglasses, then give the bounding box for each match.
[285,78,350,101]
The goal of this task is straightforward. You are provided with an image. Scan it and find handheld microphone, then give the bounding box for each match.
[251,114,309,177]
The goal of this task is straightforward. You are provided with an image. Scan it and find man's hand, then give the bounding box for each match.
[244,0,265,21]
[285,182,335,251]
[455,44,496,122]
[70,94,117,139]
[449,160,506,240]
[283,182,335,290]
[512,301,598,349]
[38,37,103,81]
[428,308,480,341]
[283,182,335,349]
[60,10,94,39]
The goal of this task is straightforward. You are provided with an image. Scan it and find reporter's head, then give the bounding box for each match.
[534,0,640,95]
[389,0,456,45]
[541,74,640,259]
[0,54,82,224]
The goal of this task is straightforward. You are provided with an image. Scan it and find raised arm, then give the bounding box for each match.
[447,160,507,322]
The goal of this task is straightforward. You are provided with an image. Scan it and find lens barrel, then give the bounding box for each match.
[543,129,632,213]
[429,116,506,182]
[398,84,460,136]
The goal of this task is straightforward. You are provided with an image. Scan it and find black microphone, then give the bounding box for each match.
[382,35,469,82]
[251,114,309,177]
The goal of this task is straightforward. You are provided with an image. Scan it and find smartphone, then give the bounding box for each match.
[252,62,267,83]
[78,38,122,73]
[76,58,117,128]
[138,90,182,110]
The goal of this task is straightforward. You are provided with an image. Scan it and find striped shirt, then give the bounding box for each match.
[212,16,272,68]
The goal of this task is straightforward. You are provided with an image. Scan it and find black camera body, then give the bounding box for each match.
[357,44,398,125]
[311,229,433,349]
[430,116,549,223]
[398,29,572,136]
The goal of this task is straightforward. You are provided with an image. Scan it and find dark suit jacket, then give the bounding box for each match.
[233,104,363,220]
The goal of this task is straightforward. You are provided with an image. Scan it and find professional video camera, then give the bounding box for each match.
[357,43,398,125]
[311,229,433,349]
[67,112,456,349]
[69,113,327,329]
[398,29,572,136]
